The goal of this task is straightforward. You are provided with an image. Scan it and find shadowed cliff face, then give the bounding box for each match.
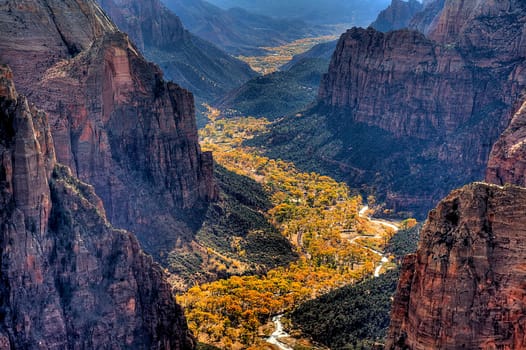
[316,0,526,217]
[0,0,217,263]
[385,183,526,349]
[0,65,195,350]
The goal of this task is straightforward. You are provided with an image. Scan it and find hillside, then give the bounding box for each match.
[290,225,420,349]
[218,58,329,120]
[281,40,337,71]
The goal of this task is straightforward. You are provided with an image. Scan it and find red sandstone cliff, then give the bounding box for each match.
[0,0,217,263]
[385,182,526,349]
[316,0,526,217]
[0,64,194,349]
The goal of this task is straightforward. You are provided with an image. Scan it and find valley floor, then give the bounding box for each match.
[236,35,337,74]
[178,107,409,349]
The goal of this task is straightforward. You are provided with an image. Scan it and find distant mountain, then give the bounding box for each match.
[206,0,392,26]
[371,0,423,32]
[218,40,338,119]
[162,0,329,55]
[98,0,256,102]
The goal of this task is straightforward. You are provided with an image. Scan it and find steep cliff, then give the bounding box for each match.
[0,64,194,350]
[0,0,294,288]
[0,0,217,276]
[371,0,423,32]
[385,182,526,349]
[267,0,526,218]
[97,0,256,101]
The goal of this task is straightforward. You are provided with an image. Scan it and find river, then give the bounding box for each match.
[266,315,294,350]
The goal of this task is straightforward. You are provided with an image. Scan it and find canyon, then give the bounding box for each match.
[4,0,526,348]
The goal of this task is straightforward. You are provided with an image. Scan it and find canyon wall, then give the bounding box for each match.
[385,182,526,349]
[317,0,526,217]
[371,0,423,32]
[486,99,526,188]
[0,64,194,349]
[0,0,217,259]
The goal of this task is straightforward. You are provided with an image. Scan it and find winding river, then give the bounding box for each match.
[266,205,399,348]
[266,315,294,350]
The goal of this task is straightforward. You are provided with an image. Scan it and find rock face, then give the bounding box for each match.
[0,0,217,263]
[316,0,526,217]
[486,99,526,187]
[371,0,423,32]
[385,182,526,349]
[0,65,194,349]
[97,0,256,102]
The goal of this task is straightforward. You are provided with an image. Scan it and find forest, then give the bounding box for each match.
[178,107,408,349]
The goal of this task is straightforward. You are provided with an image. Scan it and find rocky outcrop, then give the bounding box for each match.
[97,0,256,101]
[385,182,526,349]
[371,0,423,32]
[316,0,526,217]
[0,0,217,266]
[486,99,526,187]
[0,65,194,349]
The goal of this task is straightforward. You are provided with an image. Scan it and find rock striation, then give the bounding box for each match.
[0,0,217,262]
[0,64,195,349]
[97,0,257,102]
[385,182,526,349]
[371,0,423,32]
[316,0,526,217]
